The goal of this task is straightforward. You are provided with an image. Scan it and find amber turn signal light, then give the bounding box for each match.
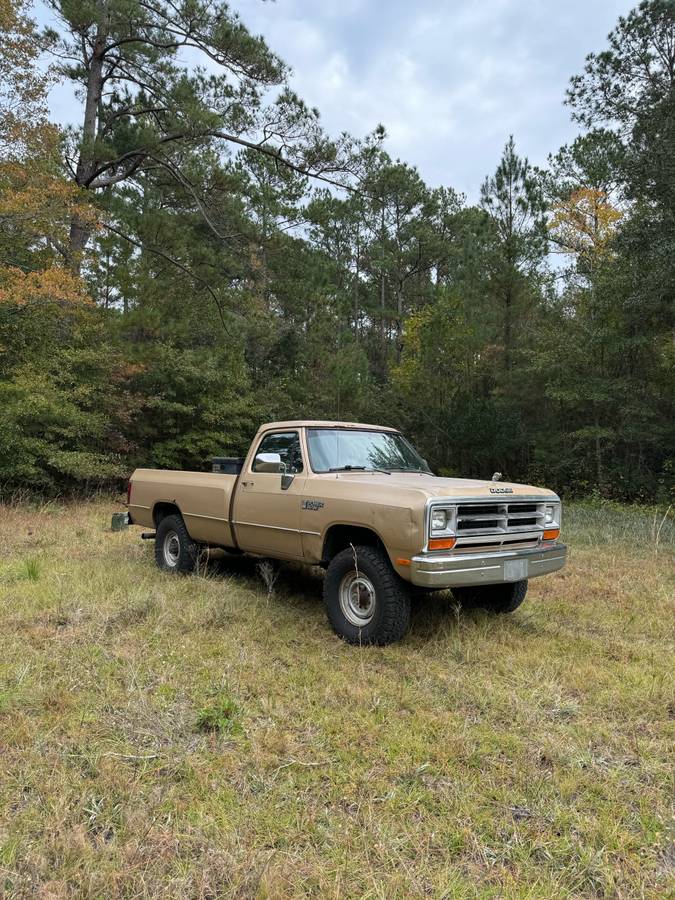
[428,537,456,551]
[543,528,560,541]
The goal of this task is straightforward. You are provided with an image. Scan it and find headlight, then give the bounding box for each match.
[429,504,456,538]
[544,503,560,526]
[431,509,447,531]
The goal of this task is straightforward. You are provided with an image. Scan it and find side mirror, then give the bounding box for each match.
[254,452,282,473]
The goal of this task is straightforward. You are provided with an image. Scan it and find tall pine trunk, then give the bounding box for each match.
[68,31,106,273]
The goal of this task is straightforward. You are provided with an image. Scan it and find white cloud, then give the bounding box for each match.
[237,0,632,198]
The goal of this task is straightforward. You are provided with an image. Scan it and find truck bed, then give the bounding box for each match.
[129,469,237,547]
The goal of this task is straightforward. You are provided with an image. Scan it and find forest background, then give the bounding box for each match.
[0,0,673,500]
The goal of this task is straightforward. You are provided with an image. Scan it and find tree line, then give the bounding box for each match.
[0,0,673,499]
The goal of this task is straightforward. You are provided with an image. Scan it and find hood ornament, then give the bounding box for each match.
[492,472,502,481]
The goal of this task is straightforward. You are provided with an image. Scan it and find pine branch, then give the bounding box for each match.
[103,221,233,335]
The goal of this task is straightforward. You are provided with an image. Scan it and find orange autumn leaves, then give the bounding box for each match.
[0,158,98,305]
[0,162,97,254]
[0,0,96,308]
[549,187,622,259]
[0,165,96,308]
[0,266,92,307]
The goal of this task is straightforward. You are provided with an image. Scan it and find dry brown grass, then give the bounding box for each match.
[0,498,673,898]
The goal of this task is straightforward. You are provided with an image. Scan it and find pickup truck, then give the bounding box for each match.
[126,420,567,645]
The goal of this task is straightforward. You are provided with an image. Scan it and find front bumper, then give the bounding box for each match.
[409,542,567,589]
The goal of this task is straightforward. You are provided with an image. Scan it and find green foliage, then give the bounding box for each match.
[0,299,129,492]
[20,558,40,582]
[125,342,259,468]
[195,694,242,736]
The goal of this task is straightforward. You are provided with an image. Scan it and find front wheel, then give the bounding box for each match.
[323,545,411,645]
[453,579,528,613]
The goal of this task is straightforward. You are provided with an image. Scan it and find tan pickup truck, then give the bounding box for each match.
[127,420,566,645]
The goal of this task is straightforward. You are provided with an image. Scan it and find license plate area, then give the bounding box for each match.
[504,559,528,582]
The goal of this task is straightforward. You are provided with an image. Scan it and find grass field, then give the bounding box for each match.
[0,499,673,898]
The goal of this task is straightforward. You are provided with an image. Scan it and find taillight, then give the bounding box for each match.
[127,480,132,507]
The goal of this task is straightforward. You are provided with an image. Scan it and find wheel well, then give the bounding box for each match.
[153,502,182,526]
[322,524,385,565]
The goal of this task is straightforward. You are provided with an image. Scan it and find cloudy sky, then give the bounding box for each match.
[41,0,632,201]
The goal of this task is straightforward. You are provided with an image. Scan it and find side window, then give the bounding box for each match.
[252,431,304,474]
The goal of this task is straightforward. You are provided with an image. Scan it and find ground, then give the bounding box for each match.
[0,499,673,898]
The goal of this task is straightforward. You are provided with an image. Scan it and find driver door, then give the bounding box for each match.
[232,430,306,559]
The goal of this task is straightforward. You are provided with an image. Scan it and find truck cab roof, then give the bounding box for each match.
[257,420,399,433]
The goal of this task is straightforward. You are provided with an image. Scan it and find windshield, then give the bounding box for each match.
[307,428,431,474]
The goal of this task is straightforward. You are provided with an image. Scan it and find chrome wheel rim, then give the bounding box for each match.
[163,530,180,567]
[339,570,377,627]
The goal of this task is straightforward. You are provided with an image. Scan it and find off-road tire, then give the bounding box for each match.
[155,514,199,574]
[323,545,411,645]
[453,579,528,613]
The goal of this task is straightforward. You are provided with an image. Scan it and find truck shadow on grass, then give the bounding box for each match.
[198,551,507,644]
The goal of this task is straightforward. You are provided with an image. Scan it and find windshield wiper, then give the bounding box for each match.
[328,465,391,475]
[386,467,431,473]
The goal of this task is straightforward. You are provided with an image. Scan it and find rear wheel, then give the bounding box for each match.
[155,514,199,574]
[453,579,528,613]
[324,545,411,645]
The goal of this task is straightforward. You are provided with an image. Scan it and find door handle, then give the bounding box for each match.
[241,480,254,487]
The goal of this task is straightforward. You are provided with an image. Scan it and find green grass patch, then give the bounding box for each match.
[195,694,243,736]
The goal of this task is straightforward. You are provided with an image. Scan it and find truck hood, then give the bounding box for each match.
[329,472,558,501]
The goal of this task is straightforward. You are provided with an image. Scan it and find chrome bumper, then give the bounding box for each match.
[409,543,567,589]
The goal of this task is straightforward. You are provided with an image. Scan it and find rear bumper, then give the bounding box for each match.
[409,542,567,589]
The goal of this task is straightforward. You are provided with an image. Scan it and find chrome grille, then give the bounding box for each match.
[455,501,546,550]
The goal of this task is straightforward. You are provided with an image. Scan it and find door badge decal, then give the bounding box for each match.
[302,499,325,511]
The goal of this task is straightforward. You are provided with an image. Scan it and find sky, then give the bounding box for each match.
[39,0,633,202]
